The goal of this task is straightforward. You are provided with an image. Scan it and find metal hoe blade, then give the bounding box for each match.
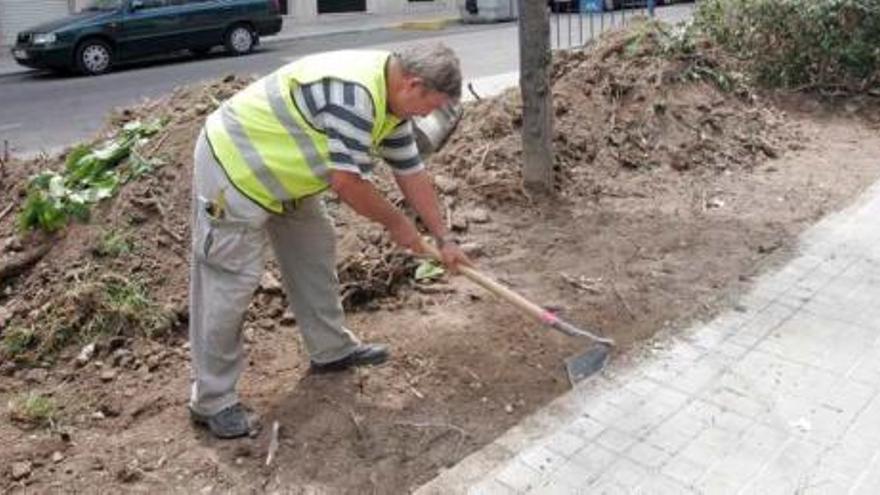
[564,343,611,386]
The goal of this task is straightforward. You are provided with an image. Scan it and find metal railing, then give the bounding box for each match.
[549,0,656,50]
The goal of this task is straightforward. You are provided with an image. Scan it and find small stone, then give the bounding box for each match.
[91,411,106,421]
[4,236,23,253]
[280,310,296,325]
[257,318,276,331]
[146,354,161,371]
[111,349,132,367]
[0,361,16,376]
[116,464,143,483]
[706,197,725,209]
[260,272,283,295]
[450,213,468,232]
[52,452,65,464]
[24,368,49,384]
[75,343,96,367]
[460,242,484,258]
[100,369,117,382]
[434,175,459,195]
[243,327,257,344]
[0,306,12,328]
[464,208,491,224]
[504,404,514,414]
[11,461,32,480]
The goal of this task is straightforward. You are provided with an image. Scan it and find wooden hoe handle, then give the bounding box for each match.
[419,239,614,345]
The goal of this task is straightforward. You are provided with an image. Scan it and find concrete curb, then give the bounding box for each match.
[396,17,461,31]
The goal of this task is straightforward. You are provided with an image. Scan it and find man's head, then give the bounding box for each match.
[387,43,461,119]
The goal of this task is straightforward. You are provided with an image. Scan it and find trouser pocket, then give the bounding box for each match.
[194,195,265,274]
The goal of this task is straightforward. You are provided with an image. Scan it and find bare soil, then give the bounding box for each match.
[2,24,880,493]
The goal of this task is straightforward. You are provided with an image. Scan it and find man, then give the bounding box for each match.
[187,43,470,439]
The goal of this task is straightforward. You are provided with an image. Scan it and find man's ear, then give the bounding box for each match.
[406,75,424,91]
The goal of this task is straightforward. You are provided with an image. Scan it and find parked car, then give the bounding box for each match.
[11,0,283,76]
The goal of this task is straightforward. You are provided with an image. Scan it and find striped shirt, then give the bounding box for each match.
[291,78,423,178]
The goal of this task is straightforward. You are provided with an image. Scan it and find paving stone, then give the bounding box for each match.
[594,429,638,454]
[643,420,699,455]
[543,430,589,458]
[567,445,619,479]
[625,441,673,469]
[738,438,824,494]
[632,475,696,494]
[493,459,545,493]
[468,479,519,495]
[517,445,565,475]
[565,416,606,442]
[662,453,710,486]
[590,457,649,488]
[537,460,593,493]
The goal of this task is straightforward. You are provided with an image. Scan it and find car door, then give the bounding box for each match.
[116,0,184,59]
[177,0,230,49]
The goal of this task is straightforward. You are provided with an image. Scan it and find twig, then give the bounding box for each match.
[561,272,602,294]
[467,82,482,101]
[147,132,171,157]
[0,203,14,222]
[0,243,51,280]
[160,223,183,244]
[265,421,280,467]
[610,281,636,320]
[396,421,468,438]
[347,408,364,438]
[477,144,492,169]
[407,383,425,399]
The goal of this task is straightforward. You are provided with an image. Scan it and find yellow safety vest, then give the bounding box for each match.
[205,50,401,213]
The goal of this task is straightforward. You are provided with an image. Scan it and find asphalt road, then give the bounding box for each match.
[0,24,519,157]
[0,4,693,157]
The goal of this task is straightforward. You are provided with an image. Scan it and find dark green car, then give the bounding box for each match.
[11,0,283,75]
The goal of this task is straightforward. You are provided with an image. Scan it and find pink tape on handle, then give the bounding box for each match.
[540,311,559,326]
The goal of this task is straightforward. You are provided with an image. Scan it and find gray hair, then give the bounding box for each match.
[394,43,462,100]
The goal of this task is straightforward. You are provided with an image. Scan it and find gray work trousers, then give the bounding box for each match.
[189,132,358,416]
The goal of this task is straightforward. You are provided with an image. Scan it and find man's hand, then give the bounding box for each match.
[437,239,472,274]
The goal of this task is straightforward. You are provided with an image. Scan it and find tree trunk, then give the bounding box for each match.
[517,0,554,194]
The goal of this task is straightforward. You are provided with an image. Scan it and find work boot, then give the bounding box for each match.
[190,403,260,439]
[310,343,390,373]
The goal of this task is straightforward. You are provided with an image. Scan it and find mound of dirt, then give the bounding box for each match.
[2,20,880,494]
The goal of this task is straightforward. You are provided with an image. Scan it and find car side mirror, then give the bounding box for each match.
[130,0,144,11]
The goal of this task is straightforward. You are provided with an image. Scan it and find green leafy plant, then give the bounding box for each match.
[693,0,880,91]
[8,392,56,428]
[2,326,36,358]
[18,118,167,233]
[414,260,445,281]
[94,228,135,257]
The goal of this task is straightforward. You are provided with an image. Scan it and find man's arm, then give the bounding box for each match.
[329,170,422,252]
[393,170,448,243]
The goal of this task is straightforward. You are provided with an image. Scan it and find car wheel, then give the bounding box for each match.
[75,39,112,76]
[224,25,255,56]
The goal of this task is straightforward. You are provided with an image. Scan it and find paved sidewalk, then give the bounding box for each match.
[417,171,880,490]
[0,9,460,77]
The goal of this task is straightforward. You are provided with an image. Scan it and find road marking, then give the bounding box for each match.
[0,122,23,132]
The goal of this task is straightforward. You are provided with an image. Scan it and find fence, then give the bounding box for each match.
[549,0,656,50]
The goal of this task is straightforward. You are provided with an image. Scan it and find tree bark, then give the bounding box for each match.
[517,0,555,194]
